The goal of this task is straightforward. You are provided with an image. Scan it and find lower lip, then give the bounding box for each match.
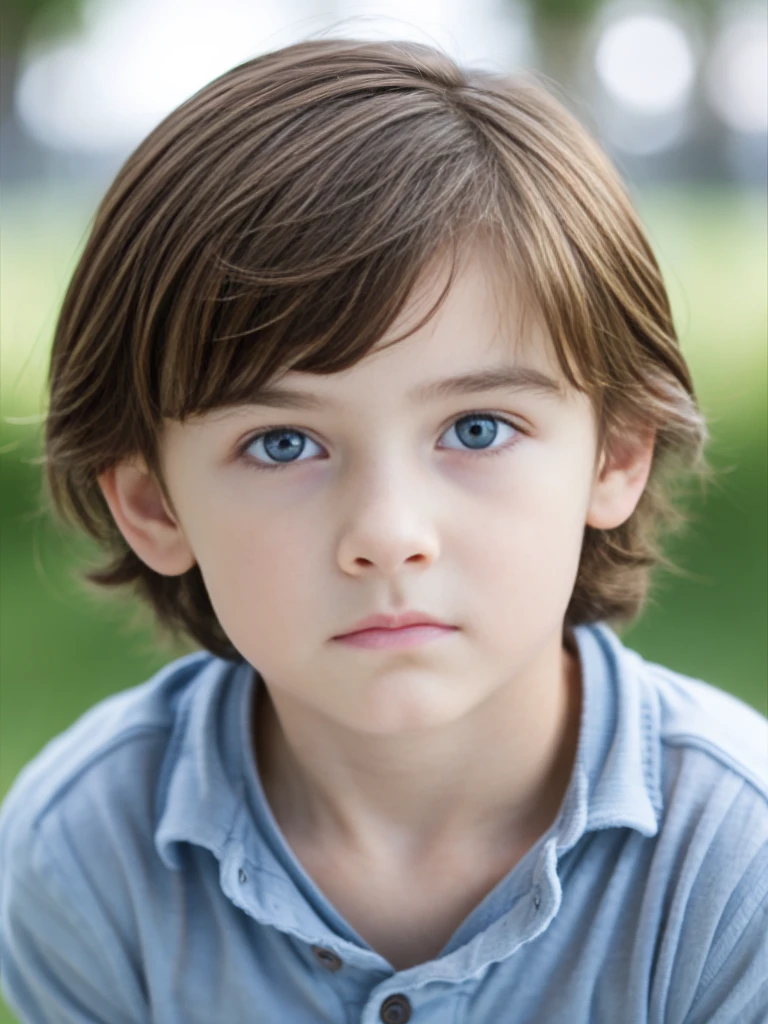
[333,625,457,650]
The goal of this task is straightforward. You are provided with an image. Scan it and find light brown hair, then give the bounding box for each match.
[41,38,709,661]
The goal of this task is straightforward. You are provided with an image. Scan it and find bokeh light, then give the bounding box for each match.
[707,2,768,135]
[15,0,532,156]
[594,9,695,115]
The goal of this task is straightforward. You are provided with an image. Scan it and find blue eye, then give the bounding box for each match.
[449,414,511,451]
[246,428,323,466]
[237,412,522,471]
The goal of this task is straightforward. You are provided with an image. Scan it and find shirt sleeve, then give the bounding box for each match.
[682,842,768,1024]
[0,809,150,1024]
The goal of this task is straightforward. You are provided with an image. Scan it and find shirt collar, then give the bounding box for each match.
[558,622,662,851]
[154,622,662,871]
[154,654,252,869]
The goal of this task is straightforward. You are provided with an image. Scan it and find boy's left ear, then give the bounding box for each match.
[586,429,656,530]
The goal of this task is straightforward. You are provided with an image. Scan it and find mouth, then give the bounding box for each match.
[334,610,455,637]
[332,623,458,650]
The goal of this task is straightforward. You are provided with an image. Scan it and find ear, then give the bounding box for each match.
[586,428,656,530]
[97,457,196,576]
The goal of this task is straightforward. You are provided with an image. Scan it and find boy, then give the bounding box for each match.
[1,37,766,1024]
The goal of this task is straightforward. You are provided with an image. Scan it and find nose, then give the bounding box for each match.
[335,464,440,577]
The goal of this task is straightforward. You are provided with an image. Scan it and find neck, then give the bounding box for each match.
[254,641,582,865]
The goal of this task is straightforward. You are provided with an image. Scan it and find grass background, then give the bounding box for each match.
[0,183,766,1022]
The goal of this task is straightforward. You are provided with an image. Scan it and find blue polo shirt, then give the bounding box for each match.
[1,623,766,1024]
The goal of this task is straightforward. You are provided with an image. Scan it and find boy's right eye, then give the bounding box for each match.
[237,428,324,470]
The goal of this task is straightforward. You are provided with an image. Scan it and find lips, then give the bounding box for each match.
[334,610,454,637]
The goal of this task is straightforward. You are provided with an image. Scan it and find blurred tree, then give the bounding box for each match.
[526,0,722,106]
[528,0,602,103]
[1,0,85,53]
[0,0,86,172]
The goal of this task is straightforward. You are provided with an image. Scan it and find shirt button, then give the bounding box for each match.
[311,945,343,972]
[380,994,412,1023]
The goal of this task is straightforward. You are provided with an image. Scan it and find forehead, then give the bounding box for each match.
[259,247,567,407]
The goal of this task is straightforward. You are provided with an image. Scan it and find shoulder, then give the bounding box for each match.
[624,644,768,857]
[0,649,231,1021]
[589,628,768,914]
[633,649,768,800]
[632,648,768,1001]
[611,640,768,1020]
[0,650,218,873]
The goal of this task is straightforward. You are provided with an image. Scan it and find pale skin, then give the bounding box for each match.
[98,246,654,968]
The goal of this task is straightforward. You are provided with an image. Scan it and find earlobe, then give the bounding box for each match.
[586,431,655,531]
[97,458,196,576]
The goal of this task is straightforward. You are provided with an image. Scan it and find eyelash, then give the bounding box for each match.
[235,411,525,472]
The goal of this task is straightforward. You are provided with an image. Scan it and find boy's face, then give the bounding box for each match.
[101,247,652,735]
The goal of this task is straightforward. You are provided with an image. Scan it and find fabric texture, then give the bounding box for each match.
[1,622,766,1023]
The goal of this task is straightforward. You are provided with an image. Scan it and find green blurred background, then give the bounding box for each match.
[1,0,767,1020]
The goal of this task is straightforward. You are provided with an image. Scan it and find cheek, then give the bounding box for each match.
[457,446,591,618]
[180,492,317,647]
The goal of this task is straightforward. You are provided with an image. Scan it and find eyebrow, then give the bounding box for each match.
[241,367,564,411]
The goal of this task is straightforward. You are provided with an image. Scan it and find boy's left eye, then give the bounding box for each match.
[236,412,524,472]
